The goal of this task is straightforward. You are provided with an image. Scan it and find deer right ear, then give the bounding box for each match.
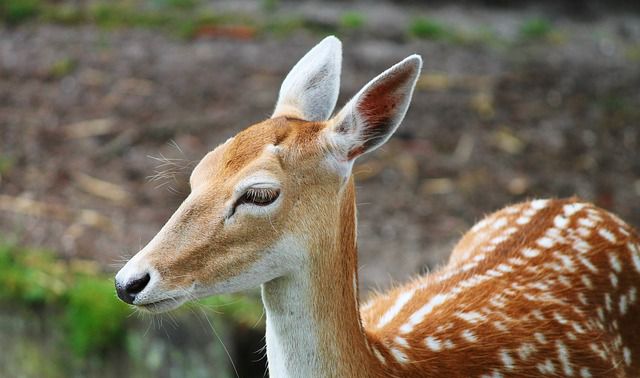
[326,55,422,163]
[272,36,342,122]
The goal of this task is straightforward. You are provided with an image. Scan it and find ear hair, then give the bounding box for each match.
[327,55,422,161]
[272,36,342,122]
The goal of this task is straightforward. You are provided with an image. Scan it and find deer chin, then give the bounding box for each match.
[135,295,188,314]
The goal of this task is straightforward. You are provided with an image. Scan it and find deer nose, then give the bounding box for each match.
[115,273,151,304]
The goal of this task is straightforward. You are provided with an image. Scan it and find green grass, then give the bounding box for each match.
[0,239,264,357]
[409,17,448,40]
[340,11,365,30]
[520,18,553,40]
[0,0,42,24]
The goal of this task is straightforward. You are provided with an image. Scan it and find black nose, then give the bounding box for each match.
[115,273,151,304]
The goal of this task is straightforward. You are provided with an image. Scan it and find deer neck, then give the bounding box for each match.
[261,178,375,378]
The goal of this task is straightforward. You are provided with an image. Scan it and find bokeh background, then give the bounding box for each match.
[1,0,639,377]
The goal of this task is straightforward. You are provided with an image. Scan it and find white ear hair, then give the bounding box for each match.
[327,55,422,161]
[272,36,342,122]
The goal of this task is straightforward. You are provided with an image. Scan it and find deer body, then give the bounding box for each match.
[115,37,640,377]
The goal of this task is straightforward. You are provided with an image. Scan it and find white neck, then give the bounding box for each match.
[260,179,376,378]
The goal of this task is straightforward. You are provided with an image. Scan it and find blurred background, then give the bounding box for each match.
[1,0,639,376]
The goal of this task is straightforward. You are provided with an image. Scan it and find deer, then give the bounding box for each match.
[115,36,640,377]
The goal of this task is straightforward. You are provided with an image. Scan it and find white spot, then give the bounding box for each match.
[580,367,592,378]
[394,336,409,348]
[516,216,531,225]
[425,336,442,351]
[500,349,515,370]
[400,293,449,334]
[504,227,518,235]
[490,235,508,245]
[493,321,508,332]
[605,293,613,312]
[563,203,585,216]
[581,275,594,289]
[508,257,525,266]
[553,312,568,324]
[577,255,598,273]
[554,215,569,228]
[389,347,409,364]
[492,217,508,229]
[486,269,503,278]
[566,331,577,340]
[554,252,576,272]
[578,218,596,228]
[537,359,555,374]
[619,295,628,315]
[372,346,386,364]
[623,347,632,366]
[597,307,605,321]
[608,254,622,273]
[531,309,545,320]
[629,243,640,273]
[590,343,607,360]
[517,343,536,360]
[597,228,617,243]
[480,372,503,378]
[629,287,637,303]
[456,311,487,324]
[577,227,591,237]
[556,340,573,376]
[537,237,555,248]
[522,247,541,258]
[609,273,619,288]
[377,289,416,328]
[531,199,549,209]
[572,322,586,334]
[572,239,592,254]
[534,332,547,344]
[461,329,478,343]
[578,292,588,305]
[497,264,513,273]
[443,339,455,349]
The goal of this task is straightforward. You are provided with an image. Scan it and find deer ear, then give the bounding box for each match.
[272,36,342,122]
[327,55,422,161]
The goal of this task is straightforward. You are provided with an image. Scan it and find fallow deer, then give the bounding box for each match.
[116,36,640,377]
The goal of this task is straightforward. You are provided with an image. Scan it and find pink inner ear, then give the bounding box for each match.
[357,65,413,120]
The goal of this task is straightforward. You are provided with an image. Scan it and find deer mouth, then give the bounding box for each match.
[136,295,187,313]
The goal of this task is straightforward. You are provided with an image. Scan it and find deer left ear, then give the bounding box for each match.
[326,55,422,161]
[272,36,342,122]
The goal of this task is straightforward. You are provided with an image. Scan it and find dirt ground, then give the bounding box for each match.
[1,2,639,295]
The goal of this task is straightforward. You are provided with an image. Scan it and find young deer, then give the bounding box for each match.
[115,37,640,377]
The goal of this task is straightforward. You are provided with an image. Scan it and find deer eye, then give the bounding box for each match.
[237,187,280,207]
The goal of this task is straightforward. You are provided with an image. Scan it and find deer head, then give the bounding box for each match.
[115,36,422,313]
